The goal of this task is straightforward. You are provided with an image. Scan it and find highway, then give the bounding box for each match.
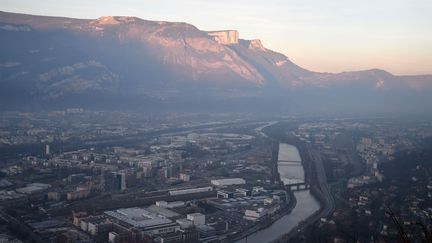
[309,145,335,217]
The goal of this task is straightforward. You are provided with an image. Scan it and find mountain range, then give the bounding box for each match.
[1,11,431,115]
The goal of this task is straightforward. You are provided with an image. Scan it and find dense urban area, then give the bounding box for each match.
[0,110,431,243]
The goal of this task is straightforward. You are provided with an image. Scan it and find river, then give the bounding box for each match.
[235,143,320,243]
[278,143,304,185]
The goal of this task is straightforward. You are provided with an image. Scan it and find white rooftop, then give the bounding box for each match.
[105,207,172,228]
[211,178,246,186]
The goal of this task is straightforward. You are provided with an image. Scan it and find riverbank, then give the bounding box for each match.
[235,190,320,243]
[271,144,336,242]
[230,139,295,242]
[230,190,297,242]
[234,142,320,243]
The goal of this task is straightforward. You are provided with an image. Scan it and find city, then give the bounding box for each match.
[0,111,431,242]
[1,2,431,242]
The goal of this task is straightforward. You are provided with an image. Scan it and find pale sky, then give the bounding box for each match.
[1,0,431,75]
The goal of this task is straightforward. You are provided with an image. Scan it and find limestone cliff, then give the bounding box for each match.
[206,30,239,45]
[1,11,432,112]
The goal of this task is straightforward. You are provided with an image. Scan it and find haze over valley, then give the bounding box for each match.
[1,3,432,243]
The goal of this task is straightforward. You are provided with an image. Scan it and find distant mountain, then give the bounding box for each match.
[0,11,431,114]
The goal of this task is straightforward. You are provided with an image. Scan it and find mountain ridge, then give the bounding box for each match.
[0,11,431,114]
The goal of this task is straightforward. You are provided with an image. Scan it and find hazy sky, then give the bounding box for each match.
[1,0,431,75]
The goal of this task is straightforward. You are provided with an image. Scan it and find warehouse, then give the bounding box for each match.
[105,207,178,236]
[211,178,246,187]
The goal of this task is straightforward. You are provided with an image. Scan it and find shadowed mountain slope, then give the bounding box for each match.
[0,11,431,114]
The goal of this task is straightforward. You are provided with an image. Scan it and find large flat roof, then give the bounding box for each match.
[105,207,172,228]
[16,183,51,194]
[211,178,245,186]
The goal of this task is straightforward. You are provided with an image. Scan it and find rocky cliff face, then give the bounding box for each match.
[206,30,239,45]
[240,39,265,51]
[0,11,431,113]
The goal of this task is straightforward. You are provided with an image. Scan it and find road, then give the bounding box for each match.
[309,146,335,217]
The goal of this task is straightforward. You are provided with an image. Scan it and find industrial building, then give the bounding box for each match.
[16,183,51,194]
[244,203,281,222]
[210,178,246,187]
[104,207,179,236]
[186,213,205,226]
[155,201,185,209]
[168,186,213,196]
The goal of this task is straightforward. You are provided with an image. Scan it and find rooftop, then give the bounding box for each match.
[211,178,246,186]
[16,183,51,194]
[105,207,172,228]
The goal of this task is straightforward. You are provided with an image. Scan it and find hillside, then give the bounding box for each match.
[0,11,431,114]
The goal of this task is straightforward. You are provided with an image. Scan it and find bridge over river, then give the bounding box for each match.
[236,143,320,243]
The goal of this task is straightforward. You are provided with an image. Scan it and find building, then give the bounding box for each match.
[244,204,281,222]
[235,188,252,197]
[164,166,173,179]
[196,225,216,241]
[45,144,50,156]
[178,227,199,243]
[47,191,61,201]
[72,211,87,226]
[211,178,246,187]
[67,188,91,201]
[116,172,127,191]
[16,183,51,194]
[105,207,179,237]
[155,201,185,209]
[148,205,180,219]
[175,218,193,229]
[217,190,234,199]
[186,213,205,226]
[104,172,127,191]
[108,231,120,243]
[154,232,182,243]
[179,173,190,182]
[80,216,112,236]
[168,187,213,196]
[244,208,267,221]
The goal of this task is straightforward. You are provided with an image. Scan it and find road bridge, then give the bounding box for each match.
[288,182,310,191]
